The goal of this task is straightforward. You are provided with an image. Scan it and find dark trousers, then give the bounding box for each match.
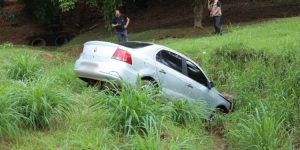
[0,0,4,8]
[116,31,128,43]
[213,16,222,34]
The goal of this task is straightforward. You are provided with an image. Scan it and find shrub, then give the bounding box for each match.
[7,78,72,129]
[124,127,205,150]
[167,99,208,126]
[93,80,164,135]
[0,98,22,138]
[1,11,17,25]
[50,63,86,93]
[6,54,42,81]
[0,83,22,138]
[226,102,293,150]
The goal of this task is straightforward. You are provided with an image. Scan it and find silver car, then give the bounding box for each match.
[74,41,233,112]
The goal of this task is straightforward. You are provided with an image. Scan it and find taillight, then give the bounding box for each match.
[112,48,132,64]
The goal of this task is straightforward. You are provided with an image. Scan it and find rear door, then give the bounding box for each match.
[155,50,188,99]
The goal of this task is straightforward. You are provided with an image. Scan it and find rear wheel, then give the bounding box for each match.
[141,79,159,92]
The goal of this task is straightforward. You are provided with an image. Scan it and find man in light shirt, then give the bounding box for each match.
[208,0,222,35]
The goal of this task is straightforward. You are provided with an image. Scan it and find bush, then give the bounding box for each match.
[1,11,17,25]
[167,99,208,126]
[6,54,42,81]
[226,102,293,149]
[6,78,72,129]
[0,83,22,138]
[50,63,86,93]
[93,80,164,135]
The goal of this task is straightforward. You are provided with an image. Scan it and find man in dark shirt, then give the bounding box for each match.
[112,9,130,42]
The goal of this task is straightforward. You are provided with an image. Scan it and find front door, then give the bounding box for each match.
[155,50,188,99]
[184,60,216,108]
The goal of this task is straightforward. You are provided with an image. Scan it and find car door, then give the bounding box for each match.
[155,50,188,99]
[183,59,216,108]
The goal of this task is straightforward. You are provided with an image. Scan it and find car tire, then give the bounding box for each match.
[141,79,159,92]
[209,107,227,121]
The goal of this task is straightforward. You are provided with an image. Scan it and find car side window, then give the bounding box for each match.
[186,60,208,86]
[156,50,183,73]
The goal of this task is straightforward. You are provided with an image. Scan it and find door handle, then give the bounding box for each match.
[159,69,166,74]
[187,84,193,88]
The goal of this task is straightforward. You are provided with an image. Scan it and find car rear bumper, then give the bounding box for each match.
[75,68,120,82]
[74,60,137,85]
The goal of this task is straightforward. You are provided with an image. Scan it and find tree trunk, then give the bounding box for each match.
[194,0,207,28]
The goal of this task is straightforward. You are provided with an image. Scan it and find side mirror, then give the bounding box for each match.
[207,81,215,89]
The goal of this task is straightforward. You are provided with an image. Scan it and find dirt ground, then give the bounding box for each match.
[0,1,300,45]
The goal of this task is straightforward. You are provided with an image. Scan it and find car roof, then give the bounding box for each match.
[119,41,153,49]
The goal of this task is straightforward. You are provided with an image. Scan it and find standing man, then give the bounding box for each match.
[208,0,222,35]
[112,9,130,42]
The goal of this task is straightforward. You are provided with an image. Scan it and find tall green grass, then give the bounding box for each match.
[6,78,73,129]
[226,102,293,149]
[93,80,165,135]
[167,99,208,126]
[50,62,86,93]
[6,54,42,81]
[0,82,22,138]
[206,37,300,149]
[1,17,300,149]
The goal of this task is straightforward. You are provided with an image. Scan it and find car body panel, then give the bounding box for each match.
[74,41,233,112]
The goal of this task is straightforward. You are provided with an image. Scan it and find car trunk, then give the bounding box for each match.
[81,41,119,62]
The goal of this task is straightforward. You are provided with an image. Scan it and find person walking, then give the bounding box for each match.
[112,9,130,42]
[208,0,222,35]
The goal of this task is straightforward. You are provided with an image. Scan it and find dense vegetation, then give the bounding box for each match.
[0,17,299,149]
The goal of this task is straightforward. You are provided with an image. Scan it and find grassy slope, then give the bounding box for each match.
[0,17,299,149]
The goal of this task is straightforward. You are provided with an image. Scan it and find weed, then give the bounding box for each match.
[50,62,86,92]
[93,80,164,135]
[6,54,42,81]
[6,78,72,129]
[0,83,22,138]
[226,102,293,149]
[167,99,208,126]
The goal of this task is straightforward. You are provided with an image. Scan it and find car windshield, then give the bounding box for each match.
[119,42,152,49]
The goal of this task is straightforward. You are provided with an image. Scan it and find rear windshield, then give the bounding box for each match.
[119,42,152,49]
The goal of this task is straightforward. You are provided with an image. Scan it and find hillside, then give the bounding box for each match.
[0,0,300,45]
[0,17,299,149]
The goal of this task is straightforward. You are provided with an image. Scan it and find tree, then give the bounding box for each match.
[88,0,122,30]
[26,0,209,30]
[194,0,207,28]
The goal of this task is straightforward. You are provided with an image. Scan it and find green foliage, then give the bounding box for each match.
[1,11,17,25]
[167,99,208,126]
[1,17,300,149]
[226,102,293,149]
[6,54,42,81]
[0,83,22,138]
[25,0,61,24]
[93,80,164,135]
[6,78,72,129]
[25,0,121,27]
[58,0,78,12]
[88,0,122,30]
[102,0,117,30]
[50,62,86,92]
